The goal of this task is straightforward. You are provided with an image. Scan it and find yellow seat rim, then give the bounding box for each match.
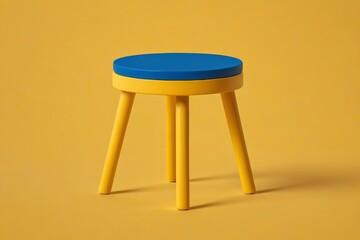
[112,72,243,95]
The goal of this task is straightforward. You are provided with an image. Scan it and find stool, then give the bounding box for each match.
[98,53,256,210]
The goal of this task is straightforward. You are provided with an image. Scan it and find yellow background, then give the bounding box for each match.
[1,0,360,239]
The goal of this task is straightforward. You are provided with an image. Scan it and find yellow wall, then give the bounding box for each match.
[2,0,359,165]
[1,0,360,239]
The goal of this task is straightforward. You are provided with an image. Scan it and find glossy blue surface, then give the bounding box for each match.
[113,53,243,80]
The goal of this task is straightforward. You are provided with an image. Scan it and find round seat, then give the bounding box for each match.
[113,53,243,80]
[113,53,244,95]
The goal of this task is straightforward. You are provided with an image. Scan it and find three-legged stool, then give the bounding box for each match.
[98,53,256,210]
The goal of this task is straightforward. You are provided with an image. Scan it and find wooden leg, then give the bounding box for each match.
[166,96,176,182]
[98,91,135,194]
[176,96,189,210]
[221,91,256,194]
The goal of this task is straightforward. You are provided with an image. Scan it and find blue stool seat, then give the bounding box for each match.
[113,53,243,80]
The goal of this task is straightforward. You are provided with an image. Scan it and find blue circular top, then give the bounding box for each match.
[113,53,243,80]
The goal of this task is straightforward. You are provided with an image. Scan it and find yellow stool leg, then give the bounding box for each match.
[176,96,189,210]
[98,91,135,194]
[166,96,176,182]
[221,91,256,194]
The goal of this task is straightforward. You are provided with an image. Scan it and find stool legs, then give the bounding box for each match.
[166,96,176,182]
[99,91,135,194]
[176,96,189,210]
[98,90,253,208]
[221,91,256,194]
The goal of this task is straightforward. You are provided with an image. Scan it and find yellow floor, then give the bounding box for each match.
[1,93,359,239]
[1,0,360,239]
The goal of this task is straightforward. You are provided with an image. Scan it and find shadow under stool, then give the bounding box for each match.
[98,53,256,210]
